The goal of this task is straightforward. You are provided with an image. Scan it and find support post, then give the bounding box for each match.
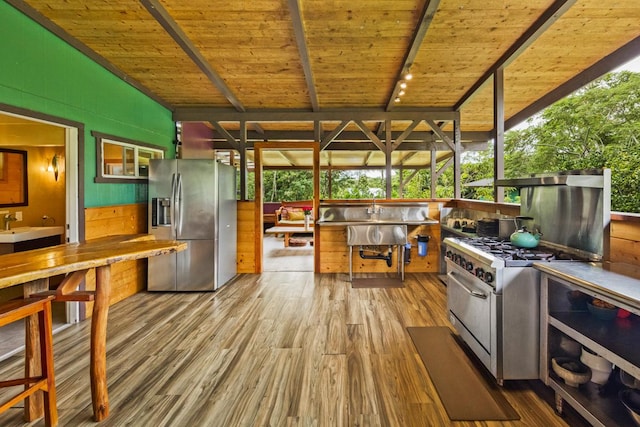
[493,67,505,203]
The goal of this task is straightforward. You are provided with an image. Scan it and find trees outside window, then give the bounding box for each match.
[463,71,640,212]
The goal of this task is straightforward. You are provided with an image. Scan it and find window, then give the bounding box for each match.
[93,131,165,183]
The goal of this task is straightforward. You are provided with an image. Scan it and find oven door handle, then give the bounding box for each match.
[447,271,488,299]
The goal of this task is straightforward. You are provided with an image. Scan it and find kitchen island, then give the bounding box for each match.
[0,235,186,422]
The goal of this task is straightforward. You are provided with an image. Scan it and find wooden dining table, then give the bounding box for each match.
[0,234,187,422]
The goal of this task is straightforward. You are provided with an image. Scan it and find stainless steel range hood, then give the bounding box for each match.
[499,168,611,261]
[495,168,609,189]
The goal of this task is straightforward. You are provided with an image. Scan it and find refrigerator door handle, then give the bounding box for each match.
[170,173,177,233]
[176,173,184,236]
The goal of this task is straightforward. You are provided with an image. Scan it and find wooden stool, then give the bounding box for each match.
[0,296,58,427]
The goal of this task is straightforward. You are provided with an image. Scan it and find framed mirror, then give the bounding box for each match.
[0,148,28,207]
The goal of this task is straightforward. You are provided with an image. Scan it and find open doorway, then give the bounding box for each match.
[254,142,320,273]
[0,108,80,359]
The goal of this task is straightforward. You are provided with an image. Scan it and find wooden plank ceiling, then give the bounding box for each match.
[8,0,640,169]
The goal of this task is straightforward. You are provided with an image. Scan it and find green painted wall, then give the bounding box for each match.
[0,2,175,207]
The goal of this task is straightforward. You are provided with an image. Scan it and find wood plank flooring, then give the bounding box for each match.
[0,272,585,426]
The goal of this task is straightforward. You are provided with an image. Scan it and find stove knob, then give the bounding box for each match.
[458,256,466,267]
[475,267,485,279]
[484,272,494,283]
[465,261,473,271]
[446,250,453,259]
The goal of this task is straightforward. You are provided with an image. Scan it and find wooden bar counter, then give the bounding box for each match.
[0,234,187,422]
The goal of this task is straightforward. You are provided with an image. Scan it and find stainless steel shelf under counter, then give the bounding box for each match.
[536,261,640,427]
[534,261,640,308]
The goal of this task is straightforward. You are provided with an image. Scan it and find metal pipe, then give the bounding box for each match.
[358,246,393,267]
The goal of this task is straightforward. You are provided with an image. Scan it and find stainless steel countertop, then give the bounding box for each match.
[317,219,438,226]
[534,261,640,309]
[440,224,477,238]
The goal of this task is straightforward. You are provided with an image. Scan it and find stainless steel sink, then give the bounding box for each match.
[317,203,437,226]
[346,224,407,282]
[346,224,407,246]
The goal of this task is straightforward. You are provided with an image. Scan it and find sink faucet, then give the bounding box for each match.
[367,197,383,215]
[3,213,16,231]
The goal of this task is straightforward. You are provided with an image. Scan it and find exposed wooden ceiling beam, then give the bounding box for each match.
[320,120,350,150]
[505,36,640,131]
[354,120,384,152]
[454,0,576,110]
[394,120,421,146]
[209,121,239,150]
[363,151,375,167]
[287,0,319,111]
[175,108,459,122]
[278,151,297,166]
[398,151,420,165]
[386,0,441,111]
[424,119,453,150]
[140,0,245,112]
[210,130,490,143]
[210,140,488,152]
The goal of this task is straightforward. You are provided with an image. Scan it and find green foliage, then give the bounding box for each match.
[462,71,640,212]
[261,170,313,201]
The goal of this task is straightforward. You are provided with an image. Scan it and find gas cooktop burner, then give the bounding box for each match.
[455,237,585,265]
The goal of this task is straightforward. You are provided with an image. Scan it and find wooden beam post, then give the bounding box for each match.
[493,67,505,203]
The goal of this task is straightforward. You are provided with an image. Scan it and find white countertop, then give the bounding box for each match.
[0,226,65,243]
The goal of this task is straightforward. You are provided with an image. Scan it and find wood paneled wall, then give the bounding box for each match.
[609,214,640,278]
[84,203,148,308]
[237,201,257,273]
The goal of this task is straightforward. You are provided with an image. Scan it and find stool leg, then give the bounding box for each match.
[39,304,58,427]
[91,265,111,421]
[23,279,48,421]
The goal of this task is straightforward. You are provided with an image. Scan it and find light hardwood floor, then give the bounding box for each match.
[263,234,313,272]
[0,272,585,426]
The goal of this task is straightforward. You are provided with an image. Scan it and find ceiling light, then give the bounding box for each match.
[400,81,407,89]
[399,90,405,96]
[405,73,413,80]
[394,97,401,103]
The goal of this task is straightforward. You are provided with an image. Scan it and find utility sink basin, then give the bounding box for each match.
[346,224,408,246]
[0,226,65,243]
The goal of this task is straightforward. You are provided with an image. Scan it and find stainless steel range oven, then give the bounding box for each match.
[444,237,585,383]
[445,169,611,384]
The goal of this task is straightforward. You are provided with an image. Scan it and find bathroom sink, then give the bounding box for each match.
[0,226,65,243]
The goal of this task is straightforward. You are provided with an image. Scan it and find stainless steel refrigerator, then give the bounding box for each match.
[148,159,237,291]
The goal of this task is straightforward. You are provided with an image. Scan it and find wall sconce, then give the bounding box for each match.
[47,154,63,181]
